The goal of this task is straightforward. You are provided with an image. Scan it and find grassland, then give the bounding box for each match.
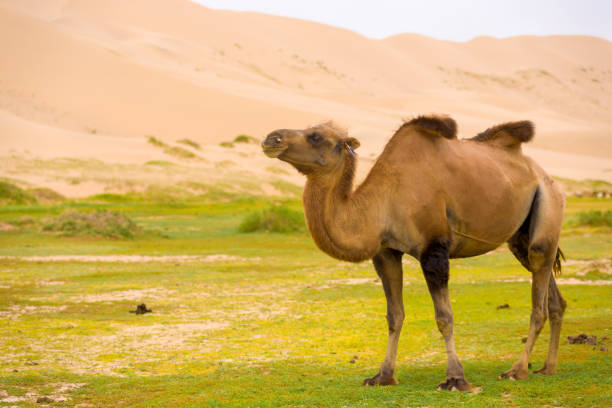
[0,192,610,407]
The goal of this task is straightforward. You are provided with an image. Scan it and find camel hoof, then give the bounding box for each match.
[362,373,398,386]
[499,367,528,380]
[533,365,556,375]
[437,377,471,392]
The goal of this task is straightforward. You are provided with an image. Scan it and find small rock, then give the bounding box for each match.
[349,359,356,364]
[496,304,510,310]
[129,303,152,315]
[600,346,608,352]
[37,396,54,403]
[352,355,359,360]
[25,361,39,366]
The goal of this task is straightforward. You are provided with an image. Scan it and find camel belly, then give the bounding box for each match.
[445,177,538,258]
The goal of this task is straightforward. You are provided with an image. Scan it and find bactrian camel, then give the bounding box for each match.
[261,115,566,390]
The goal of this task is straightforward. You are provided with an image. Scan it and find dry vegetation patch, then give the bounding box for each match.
[41,209,142,238]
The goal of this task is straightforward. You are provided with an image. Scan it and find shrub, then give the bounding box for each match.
[220,142,234,148]
[233,134,259,144]
[42,210,142,239]
[145,160,176,166]
[147,136,166,148]
[238,206,305,233]
[176,139,201,150]
[0,181,38,205]
[164,146,197,159]
[574,210,612,227]
[27,187,65,204]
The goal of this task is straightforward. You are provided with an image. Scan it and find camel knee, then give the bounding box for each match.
[530,308,547,330]
[387,310,404,333]
[549,295,567,323]
[435,314,453,338]
[528,241,555,271]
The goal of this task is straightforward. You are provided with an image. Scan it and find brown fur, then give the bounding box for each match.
[262,114,566,389]
[471,120,534,149]
[400,115,457,139]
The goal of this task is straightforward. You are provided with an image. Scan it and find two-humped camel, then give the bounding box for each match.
[262,115,566,391]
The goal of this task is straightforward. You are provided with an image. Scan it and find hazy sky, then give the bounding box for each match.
[194,0,612,42]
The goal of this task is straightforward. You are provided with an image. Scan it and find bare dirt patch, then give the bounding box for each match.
[0,382,85,405]
[0,222,17,231]
[69,288,174,303]
[0,305,67,319]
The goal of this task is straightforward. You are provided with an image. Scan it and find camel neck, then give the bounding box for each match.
[302,155,383,262]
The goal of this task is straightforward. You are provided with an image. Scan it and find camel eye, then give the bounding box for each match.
[307,132,323,144]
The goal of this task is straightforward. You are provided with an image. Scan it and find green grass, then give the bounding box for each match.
[571,210,612,227]
[238,205,305,233]
[0,196,610,407]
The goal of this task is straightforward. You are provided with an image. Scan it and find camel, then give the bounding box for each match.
[261,115,566,391]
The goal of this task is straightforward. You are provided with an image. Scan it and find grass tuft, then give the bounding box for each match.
[238,205,305,233]
[0,181,38,205]
[147,136,198,159]
[144,160,176,167]
[26,187,65,204]
[147,136,166,148]
[233,134,259,144]
[41,210,142,238]
[176,139,201,150]
[163,146,197,159]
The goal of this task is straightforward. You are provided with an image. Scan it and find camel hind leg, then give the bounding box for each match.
[503,184,565,380]
[534,276,567,374]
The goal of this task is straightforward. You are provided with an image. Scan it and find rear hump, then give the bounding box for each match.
[471,121,534,149]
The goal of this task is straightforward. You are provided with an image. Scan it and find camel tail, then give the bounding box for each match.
[553,247,565,276]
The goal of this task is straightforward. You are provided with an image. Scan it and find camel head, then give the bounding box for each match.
[262,122,360,175]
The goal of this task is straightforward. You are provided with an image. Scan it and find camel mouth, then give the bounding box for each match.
[262,144,287,158]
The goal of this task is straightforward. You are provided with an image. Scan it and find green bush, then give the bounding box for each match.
[233,134,259,144]
[147,136,166,148]
[27,187,65,204]
[238,206,305,233]
[572,210,612,227]
[0,181,38,205]
[164,146,197,159]
[176,139,201,150]
[42,210,142,239]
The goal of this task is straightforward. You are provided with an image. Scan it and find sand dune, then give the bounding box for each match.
[0,0,611,195]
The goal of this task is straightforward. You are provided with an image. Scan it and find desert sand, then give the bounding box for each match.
[1,0,611,196]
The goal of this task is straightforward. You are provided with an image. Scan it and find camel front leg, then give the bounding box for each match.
[363,248,404,386]
[421,239,470,391]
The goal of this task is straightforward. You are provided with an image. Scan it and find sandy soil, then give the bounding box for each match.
[0,0,611,196]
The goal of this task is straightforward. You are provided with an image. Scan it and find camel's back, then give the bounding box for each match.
[377,123,544,255]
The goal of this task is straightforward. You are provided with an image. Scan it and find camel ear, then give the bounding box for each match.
[344,137,360,149]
